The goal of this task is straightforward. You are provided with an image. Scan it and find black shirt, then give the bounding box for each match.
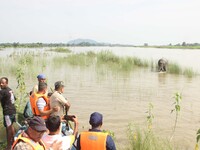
[0,87,16,115]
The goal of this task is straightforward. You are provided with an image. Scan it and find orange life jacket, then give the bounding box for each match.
[12,133,46,150]
[30,93,50,120]
[80,131,108,150]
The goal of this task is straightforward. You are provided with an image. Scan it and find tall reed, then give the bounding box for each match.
[126,123,173,150]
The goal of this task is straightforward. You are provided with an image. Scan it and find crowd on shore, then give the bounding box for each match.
[0,74,116,150]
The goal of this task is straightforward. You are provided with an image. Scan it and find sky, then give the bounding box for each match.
[0,0,200,45]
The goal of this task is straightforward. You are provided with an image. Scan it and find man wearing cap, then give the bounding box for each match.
[12,116,62,150]
[50,81,70,118]
[77,112,116,150]
[32,74,47,95]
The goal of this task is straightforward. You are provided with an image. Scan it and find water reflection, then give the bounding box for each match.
[158,72,167,85]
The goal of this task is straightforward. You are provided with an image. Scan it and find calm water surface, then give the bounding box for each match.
[0,47,200,149]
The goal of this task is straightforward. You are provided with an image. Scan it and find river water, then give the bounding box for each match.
[0,47,200,149]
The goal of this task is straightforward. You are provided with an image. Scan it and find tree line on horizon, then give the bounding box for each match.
[0,42,200,48]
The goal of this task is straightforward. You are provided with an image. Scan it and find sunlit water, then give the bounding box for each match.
[0,47,200,149]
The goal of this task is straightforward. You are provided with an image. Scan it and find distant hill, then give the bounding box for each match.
[67,39,98,45]
[67,38,134,47]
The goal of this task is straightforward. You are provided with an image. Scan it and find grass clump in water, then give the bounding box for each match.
[183,67,196,78]
[132,57,149,67]
[119,57,135,71]
[66,53,92,66]
[168,62,182,74]
[53,51,96,67]
[97,51,120,64]
[47,47,71,53]
[167,62,196,77]
[96,51,149,72]
[66,51,96,66]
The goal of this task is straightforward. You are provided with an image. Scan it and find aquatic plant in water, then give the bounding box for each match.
[168,62,182,74]
[47,47,71,53]
[170,92,182,141]
[146,103,154,132]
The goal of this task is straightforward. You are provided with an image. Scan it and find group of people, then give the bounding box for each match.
[0,74,116,150]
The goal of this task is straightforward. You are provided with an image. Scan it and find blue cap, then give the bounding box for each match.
[37,74,46,79]
[89,112,103,127]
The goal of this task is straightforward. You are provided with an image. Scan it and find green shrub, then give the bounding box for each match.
[126,124,173,150]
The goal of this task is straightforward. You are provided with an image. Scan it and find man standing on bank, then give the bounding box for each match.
[0,77,16,150]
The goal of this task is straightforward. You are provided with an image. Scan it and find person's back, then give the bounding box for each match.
[77,112,116,150]
[42,115,78,150]
[23,91,34,118]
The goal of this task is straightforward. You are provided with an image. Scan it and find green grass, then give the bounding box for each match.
[0,51,51,82]
[97,51,120,64]
[167,62,197,77]
[95,51,149,72]
[52,51,95,67]
[51,50,197,76]
[47,47,72,53]
[126,124,173,150]
[183,68,196,78]
[1,49,199,79]
[168,62,182,74]
[0,143,6,150]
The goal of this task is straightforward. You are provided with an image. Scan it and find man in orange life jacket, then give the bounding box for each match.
[12,116,62,150]
[77,112,116,150]
[30,82,59,120]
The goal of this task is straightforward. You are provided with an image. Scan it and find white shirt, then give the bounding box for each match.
[37,97,46,110]
[42,133,74,150]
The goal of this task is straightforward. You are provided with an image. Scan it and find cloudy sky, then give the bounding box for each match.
[0,0,200,45]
